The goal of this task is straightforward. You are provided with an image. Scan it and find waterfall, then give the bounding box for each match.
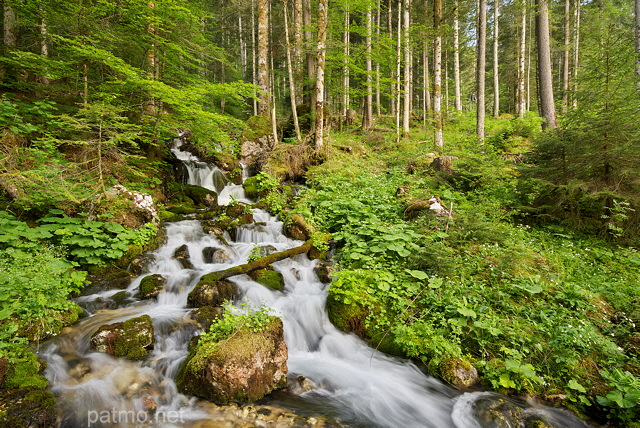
[41,141,591,428]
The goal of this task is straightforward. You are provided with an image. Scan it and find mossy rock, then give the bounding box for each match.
[438,356,479,388]
[176,317,288,403]
[249,267,285,291]
[166,204,199,215]
[139,274,166,299]
[243,176,262,200]
[242,115,273,141]
[89,314,155,360]
[472,395,524,428]
[182,184,218,208]
[187,275,237,308]
[326,293,369,337]
[22,304,84,342]
[0,388,56,428]
[188,306,224,331]
[3,353,48,390]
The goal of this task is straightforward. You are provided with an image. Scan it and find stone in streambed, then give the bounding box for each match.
[174,244,194,269]
[249,267,285,291]
[439,356,479,388]
[202,247,231,264]
[188,274,237,308]
[90,314,155,360]
[175,317,288,403]
[138,274,166,299]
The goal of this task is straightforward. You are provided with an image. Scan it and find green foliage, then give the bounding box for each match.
[597,369,640,423]
[199,303,273,343]
[254,172,280,193]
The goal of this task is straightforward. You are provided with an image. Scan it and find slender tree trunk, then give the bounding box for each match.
[303,0,315,106]
[257,0,271,118]
[453,0,462,112]
[434,0,444,149]
[562,0,571,112]
[376,1,382,117]
[424,39,431,123]
[363,6,374,130]
[252,0,258,115]
[476,0,487,140]
[636,0,640,88]
[389,0,397,117]
[535,0,557,129]
[239,16,247,81]
[284,0,301,141]
[315,0,328,150]
[293,0,304,105]
[144,1,157,116]
[3,4,17,49]
[517,3,527,117]
[342,7,350,131]
[493,0,500,117]
[395,0,402,141]
[402,0,412,137]
[573,0,580,106]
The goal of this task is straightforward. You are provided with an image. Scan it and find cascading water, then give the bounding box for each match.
[41,140,592,428]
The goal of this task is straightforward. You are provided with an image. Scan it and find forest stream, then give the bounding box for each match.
[39,140,593,428]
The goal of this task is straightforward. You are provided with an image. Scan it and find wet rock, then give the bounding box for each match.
[83,268,133,295]
[439,356,479,388]
[203,247,231,264]
[174,244,194,269]
[314,262,332,284]
[182,184,218,208]
[139,274,166,299]
[288,374,317,394]
[290,268,301,281]
[473,395,525,428]
[90,314,155,360]
[284,214,312,241]
[106,184,158,224]
[241,116,277,169]
[176,318,288,403]
[188,275,237,307]
[188,306,225,331]
[249,267,285,291]
[128,254,156,275]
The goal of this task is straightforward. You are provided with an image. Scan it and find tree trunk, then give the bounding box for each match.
[402,0,412,137]
[3,3,17,48]
[434,0,444,149]
[284,0,301,142]
[257,0,270,118]
[562,0,571,113]
[239,16,247,81]
[363,6,374,130]
[293,0,304,105]
[424,0,432,123]
[493,0,500,117]
[252,0,258,115]
[389,0,396,117]
[342,8,350,131]
[144,1,158,117]
[535,0,558,129]
[476,0,487,140]
[376,1,382,117]
[315,0,328,150]
[636,0,639,88]
[517,3,527,117]
[572,0,580,107]
[395,0,402,141]
[303,0,315,106]
[453,0,462,112]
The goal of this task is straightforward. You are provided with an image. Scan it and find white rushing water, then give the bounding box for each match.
[41,142,592,428]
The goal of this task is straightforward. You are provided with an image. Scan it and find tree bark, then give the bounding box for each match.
[389,0,396,117]
[376,2,382,117]
[453,0,462,112]
[395,0,402,141]
[572,0,580,107]
[636,0,640,89]
[342,7,350,131]
[257,0,271,118]
[251,0,258,115]
[363,5,374,130]
[144,1,158,116]
[535,0,558,129]
[284,0,301,142]
[476,0,487,140]
[434,0,444,149]
[493,0,500,117]
[517,3,527,117]
[315,0,328,150]
[402,0,412,137]
[562,0,571,113]
[303,0,315,106]
[293,0,304,105]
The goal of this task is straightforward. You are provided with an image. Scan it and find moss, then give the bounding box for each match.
[187,277,237,308]
[438,356,478,388]
[0,387,57,427]
[166,204,199,215]
[326,293,369,337]
[139,274,166,299]
[90,314,154,360]
[4,353,48,390]
[243,176,261,200]
[242,115,272,141]
[250,267,285,291]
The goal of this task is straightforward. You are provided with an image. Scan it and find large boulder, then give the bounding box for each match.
[249,267,285,291]
[202,247,231,264]
[472,394,524,428]
[439,356,479,388]
[188,275,237,307]
[174,244,194,269]
[241,116,276,169]
[90,315,155,360]
[176,317,288,403]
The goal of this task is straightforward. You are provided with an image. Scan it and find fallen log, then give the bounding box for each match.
[203,239,314,282]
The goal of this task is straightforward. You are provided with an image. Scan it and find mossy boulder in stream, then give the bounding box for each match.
[90,314,155,360]
[439,356,479,388]
[138,274,166,299]
[187,275,237,307]
[249,267,285,291]
[176,317,288,403]
[471,394,525,428]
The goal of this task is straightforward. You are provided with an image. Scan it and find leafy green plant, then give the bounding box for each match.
[597,369,640,423]
[199,302,273,343]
